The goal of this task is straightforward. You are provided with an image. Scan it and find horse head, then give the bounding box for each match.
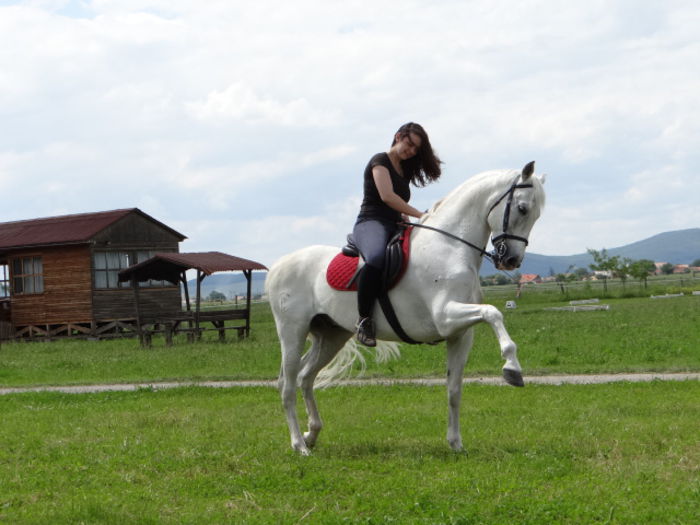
[487,161,545,270]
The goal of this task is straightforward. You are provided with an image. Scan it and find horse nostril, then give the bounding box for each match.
[506,256,519,268]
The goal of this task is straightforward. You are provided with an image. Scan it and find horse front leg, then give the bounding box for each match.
[438,301,524,387]
[445,329,474,451]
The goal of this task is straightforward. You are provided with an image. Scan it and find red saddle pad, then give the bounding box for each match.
[326,226,412,292]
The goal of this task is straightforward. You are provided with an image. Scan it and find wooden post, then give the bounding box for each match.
[131,277,144,346]
[164,322,173,347]
[244,269,252,337]
[181,271,191,312]
[195,270,203,341]
[180,271,194,342]
[216,320,225,342]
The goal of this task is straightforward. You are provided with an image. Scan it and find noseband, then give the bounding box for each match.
[402,174,534,263]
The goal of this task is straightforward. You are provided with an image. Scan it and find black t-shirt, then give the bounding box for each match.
[357,152,411,223]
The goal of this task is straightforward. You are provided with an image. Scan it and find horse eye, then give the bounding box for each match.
[518,203,528,215]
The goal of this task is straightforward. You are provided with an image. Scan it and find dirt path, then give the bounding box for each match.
[1,372,699,395]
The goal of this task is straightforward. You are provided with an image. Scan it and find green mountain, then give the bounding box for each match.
[185,229,700,295]
[481,228,700,276]
[186,271,267,300]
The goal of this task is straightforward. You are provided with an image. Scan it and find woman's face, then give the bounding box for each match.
[395,132,422,160]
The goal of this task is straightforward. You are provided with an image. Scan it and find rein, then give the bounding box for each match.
[399,221,493,261]
[400,175,534,263]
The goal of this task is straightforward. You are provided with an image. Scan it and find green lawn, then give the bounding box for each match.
[1,382,698,523]
[2,294,699,523]
[1,296,699,387]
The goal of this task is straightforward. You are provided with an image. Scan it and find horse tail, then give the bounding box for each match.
[315,339,401,389]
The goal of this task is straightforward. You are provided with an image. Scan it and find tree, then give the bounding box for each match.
[555,272,576,294]
[573,267,589,279]
[613,257,633,288]
[692,259,700,267]
[494,274,509,285]
[660,263,674,275]
[628,259,656,288]
[208,290,226,302]
[588,248,619,292]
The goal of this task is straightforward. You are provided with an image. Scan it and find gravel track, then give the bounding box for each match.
[1,372,699,395]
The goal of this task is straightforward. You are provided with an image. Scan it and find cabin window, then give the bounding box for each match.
[94,251,130,289]
[12,256,44,295]
[0,263,9,298]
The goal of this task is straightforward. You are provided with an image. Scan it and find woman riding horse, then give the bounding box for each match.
[353,122,442,346]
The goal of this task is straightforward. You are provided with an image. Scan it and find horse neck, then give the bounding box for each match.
[420,170,517,261]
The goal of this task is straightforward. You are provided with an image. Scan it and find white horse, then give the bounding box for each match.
[266,161,545,455]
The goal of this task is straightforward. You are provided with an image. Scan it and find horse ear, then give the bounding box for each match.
[537,173,547,184]
[522,161,535,179]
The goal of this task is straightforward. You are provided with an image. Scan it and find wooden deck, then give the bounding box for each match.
[2,308,251,345]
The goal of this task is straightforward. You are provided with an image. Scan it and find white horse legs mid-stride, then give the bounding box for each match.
[267,162,546,455]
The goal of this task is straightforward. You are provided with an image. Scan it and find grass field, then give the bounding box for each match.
[1,295,699,387]
[1,292,699,523]
[1,382,699,523]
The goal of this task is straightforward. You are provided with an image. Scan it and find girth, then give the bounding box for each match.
[341,227,422,344]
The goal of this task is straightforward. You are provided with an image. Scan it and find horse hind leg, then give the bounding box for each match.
[278,322,313,455]
[299,316,353,449]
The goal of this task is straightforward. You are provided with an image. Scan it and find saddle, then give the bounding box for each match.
[326,226,413,292]
[326,226,423,345]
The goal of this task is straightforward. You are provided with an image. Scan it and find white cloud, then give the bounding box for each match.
[1,0,699,259]
[186,83,339,127]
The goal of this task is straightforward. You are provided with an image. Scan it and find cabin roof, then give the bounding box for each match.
[118,251,268,285]
[0,208,186,252]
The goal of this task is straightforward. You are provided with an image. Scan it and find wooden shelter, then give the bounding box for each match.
[0,208,186,340]
[118,251,267,343]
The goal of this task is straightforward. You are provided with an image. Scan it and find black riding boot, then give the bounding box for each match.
[356,265,382,347]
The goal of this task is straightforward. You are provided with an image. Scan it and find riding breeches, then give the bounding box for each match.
[352,219,398,269]
[352,219,398,319]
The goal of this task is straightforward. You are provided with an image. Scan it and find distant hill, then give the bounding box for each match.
[186,271,267,300]
[186,229,700,295]
[481,228,700,276]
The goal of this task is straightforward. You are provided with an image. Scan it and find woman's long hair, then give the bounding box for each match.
[391,122,443,187]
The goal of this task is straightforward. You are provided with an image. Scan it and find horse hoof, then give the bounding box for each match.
[447,439,463,452]
[503,368,525,387]
[303,432,317,449]
[293,445,312,456]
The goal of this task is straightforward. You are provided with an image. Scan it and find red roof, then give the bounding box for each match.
[118,251,268,284]
[0,208,186,251]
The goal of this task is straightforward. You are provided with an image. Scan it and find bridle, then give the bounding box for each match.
[487,176,534,260]
[401,174,534,264]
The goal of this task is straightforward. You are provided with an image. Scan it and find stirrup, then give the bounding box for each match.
[356,317,376,347]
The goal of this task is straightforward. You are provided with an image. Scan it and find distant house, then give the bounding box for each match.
[673,264,690,274]
[519,274,542,284]
[654,262,668,275]
[0,209,186,339]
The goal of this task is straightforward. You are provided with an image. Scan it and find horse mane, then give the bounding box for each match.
[422,168,545,223]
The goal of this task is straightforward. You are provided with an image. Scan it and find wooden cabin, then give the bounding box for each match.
[0,208,186,339]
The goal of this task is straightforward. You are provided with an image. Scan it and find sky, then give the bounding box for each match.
[1,0,699,268]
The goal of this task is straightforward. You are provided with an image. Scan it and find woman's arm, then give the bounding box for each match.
[372,166,423,219]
